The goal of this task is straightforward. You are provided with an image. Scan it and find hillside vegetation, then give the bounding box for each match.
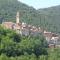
[0,25,60,60]
[0,25,48,60]
[38,5,60,33]
[0,0,60,33]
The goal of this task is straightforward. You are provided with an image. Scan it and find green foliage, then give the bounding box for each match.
[0,26,48,60]
[38,6,60,33]
[0,26,60,60]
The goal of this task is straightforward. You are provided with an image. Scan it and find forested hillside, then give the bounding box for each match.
[0,0,39,24]
[0,0,60,33]
[38,5,60,33]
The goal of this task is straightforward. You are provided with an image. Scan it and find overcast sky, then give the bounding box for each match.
[18,0,60,9]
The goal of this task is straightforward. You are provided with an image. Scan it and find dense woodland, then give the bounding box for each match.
[0,0,60,33]
[0,25,60,60]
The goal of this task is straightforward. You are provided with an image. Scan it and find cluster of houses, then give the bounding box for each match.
[2,12,42,36]
[44,30,60,48]
[2,12,60,48]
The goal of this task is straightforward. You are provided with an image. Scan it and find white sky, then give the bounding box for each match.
[18,0,60,9]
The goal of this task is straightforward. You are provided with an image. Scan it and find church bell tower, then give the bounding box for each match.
[16,11,20,24]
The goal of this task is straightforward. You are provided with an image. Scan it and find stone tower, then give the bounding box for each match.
[16,11,20,24]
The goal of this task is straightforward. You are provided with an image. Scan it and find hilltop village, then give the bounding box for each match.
[2,12,60,48]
